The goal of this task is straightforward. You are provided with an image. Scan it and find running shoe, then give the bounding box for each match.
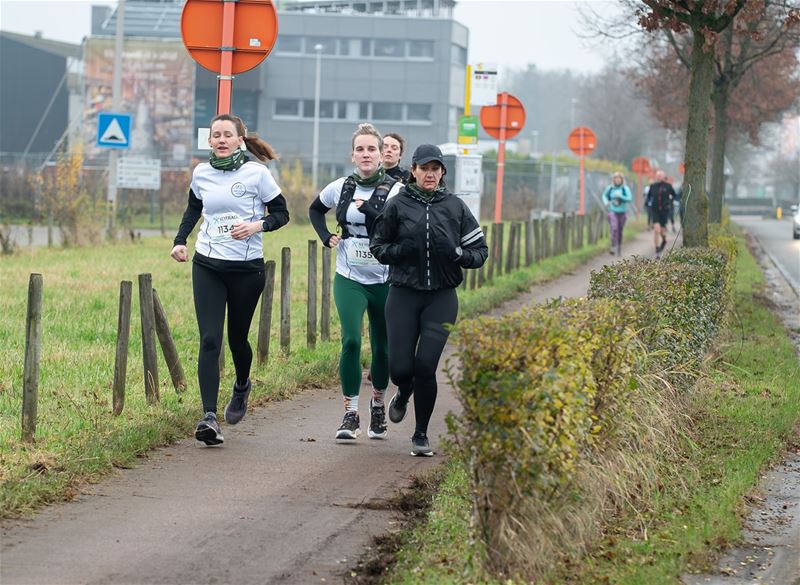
[410,432,434,457]
[368,400,388,439]
[336,411,360,440]
[224,378,251,425]
[388,391,410,424]
[195,412,224,446]
[657,239,667,253]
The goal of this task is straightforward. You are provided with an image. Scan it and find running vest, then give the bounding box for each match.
[335,175,396,238]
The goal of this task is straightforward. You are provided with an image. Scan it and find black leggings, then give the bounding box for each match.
[385,286,458,435]
[192,262,265,413]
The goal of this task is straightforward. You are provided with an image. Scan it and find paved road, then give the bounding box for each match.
[0,230,661,585]
[734,216,800,296]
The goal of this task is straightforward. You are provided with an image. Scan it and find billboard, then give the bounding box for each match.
[84,38,195,167]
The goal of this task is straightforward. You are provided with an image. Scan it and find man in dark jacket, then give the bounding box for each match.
[649,170,677,256]
[370,144,487,456]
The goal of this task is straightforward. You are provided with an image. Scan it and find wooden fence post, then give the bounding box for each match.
[307,240,317,349]
[280,247,291,353]
[524,220,532,266]
[112,280,132,416]
[505,223,516,274]
[138,273,159,404]
[152,288,186,393]
[257,260,276,365]
[533,219,541,263]
[478,225,487,287]
[21,273,43,442]
[496,223,505,275]
[321,247,332,341]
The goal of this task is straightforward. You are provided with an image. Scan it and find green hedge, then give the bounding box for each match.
[450,235,738,582]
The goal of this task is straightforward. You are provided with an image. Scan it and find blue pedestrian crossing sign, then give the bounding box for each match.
[97,112,132,149]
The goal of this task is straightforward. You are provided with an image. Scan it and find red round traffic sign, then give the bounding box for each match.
[181,0,278,74]
[480,93,526,140]
[632,156,651,175]
[567,127,596,157]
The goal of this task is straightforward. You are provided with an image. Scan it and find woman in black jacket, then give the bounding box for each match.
[370,144,488,456]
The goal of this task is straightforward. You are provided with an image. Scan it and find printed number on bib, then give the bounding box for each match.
[347,239,379,267]
[209,212,243,243]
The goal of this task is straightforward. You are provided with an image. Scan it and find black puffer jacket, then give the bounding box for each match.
[370,186,487,290]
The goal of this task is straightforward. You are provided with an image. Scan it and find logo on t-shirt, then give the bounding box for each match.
[231,182,246,197]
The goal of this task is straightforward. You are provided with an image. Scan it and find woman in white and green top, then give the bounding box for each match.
[308,123,400,441]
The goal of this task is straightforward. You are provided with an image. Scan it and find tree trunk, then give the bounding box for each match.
[682,32,714,247]
[709,85,730,224]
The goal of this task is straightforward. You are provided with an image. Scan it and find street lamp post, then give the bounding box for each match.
[311,43,323,193]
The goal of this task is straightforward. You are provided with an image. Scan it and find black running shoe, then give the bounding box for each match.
[224,378,251,425]
[410,432,434,457]
[368,400,388,439]
[195,412,224,446]
[657,239,667,253]
[388,391,409,424]
[335,411,360,440]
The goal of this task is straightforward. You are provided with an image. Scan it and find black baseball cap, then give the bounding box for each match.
[411,144,446,170]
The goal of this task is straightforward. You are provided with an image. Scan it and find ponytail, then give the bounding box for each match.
[209,113,278,162]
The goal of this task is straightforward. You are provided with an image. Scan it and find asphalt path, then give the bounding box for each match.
[0,229,667,585]
[733,216,800,297]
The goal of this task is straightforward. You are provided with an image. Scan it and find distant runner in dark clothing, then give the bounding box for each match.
[649,170,677,257]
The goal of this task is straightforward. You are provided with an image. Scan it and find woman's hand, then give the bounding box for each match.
[231,221,262,240]
[170,245,188,262]
[328,234,342,247]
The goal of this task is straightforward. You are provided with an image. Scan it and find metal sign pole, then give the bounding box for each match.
[107,0,125,237]
[494,93,508,224]
[216,0,236,115]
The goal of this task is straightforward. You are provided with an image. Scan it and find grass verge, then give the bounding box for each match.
[377,231,800,585]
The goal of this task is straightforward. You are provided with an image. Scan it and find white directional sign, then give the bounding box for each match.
[117,157,161,189]
[471,63,498,106]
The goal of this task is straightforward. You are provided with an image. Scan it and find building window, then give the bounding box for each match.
[451,44,467,66]
[372,102,404,121]
[360,39,373,57]
[408,40,434,59]
[359,102,370,119]
[275,99,300,117]
[302,99,335,119]
[336,102,348,119]
[276,35,302,54]
[407,104,432,122]
[374,39,405,58]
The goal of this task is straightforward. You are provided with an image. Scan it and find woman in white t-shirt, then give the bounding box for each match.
[170,114,289,446]
[308,123,400,441]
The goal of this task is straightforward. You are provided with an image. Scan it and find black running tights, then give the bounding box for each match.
[192,262,265,413]
[385,286,458,435]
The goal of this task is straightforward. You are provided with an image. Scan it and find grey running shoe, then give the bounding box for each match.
[368,400,388,439]
[195,412,224,446]
[388,391,409,424]
[335,411,360,440]
[224,378,251,425]
[410,432,434,457]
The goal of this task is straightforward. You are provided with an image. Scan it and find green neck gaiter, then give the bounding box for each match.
[351,167,384,188]
[210,149,246,171]
[407,181,441,202]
